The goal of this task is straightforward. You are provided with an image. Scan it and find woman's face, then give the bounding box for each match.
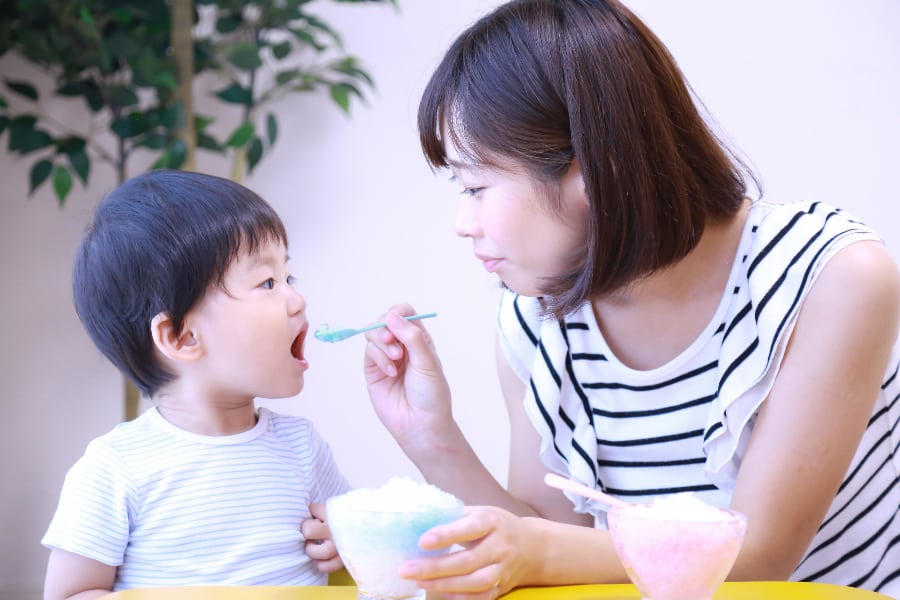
[446,141,590,297]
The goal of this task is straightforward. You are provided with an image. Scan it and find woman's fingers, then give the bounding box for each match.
[364,336,400,379]
[416,563,505,595]
[398,507,523,599]
[383,311,440,371]
[364,304,417,377]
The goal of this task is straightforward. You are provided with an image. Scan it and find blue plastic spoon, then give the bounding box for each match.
[313,312,437,343]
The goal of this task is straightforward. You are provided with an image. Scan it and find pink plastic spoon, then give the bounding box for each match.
[544,473,631,510]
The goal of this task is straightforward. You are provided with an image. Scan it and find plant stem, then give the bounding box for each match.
[171,0,196,171]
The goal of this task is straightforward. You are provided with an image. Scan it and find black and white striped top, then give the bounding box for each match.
[498,200,900,595]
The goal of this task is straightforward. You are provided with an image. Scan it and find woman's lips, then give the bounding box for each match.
[475,254,503,273]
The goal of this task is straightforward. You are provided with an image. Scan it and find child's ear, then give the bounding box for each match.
[150,312,202,362]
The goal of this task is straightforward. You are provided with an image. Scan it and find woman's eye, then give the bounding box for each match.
[260,278,275,290]
[449,175,484,197]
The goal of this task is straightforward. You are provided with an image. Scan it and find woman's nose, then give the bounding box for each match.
[454,196,479,238]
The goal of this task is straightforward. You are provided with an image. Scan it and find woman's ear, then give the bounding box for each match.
[150,312,202,362]
[563,158,588,208]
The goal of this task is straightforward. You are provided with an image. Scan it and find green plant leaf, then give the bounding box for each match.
[135,132,167,150]
[330,84,351,113]
[195,115,215,132]
[57,138,90,184]
[56,79,104,112]
[160,102,186,130]
[290,28,326,52]
[150,154,167,170]
[107,85,140,108]
[107,31,145,64]
[329,56,374,87]
[272,41,292,60]
[8,117,53,153]
[216,13,242,35]
[109,7,132,23]
[52,165,73,205]
[266,113,277,146]
[9,115,37,129]
[67,145,90,184]
[329,82,364,114]
[78,6,96,27]
[303,15,343,47]
[0,95,7,108]
[275,69,300,86]
[29,159,53,195]
[154,71,178,90]
[166,139,187,169]
[247,136,263,173]
[4,79,38,102]
[225,121,255,147]
[198,133,224,153]
[215,83,253,106]
[226,42,263,71]
[111,112,151,139]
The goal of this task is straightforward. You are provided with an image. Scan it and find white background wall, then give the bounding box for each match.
[1,2,897,597]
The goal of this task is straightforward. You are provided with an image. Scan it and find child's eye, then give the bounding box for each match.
[287,275,297,288]
[260,278,275,290]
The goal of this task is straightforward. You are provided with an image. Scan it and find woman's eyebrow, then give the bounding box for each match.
[446,158,486,174]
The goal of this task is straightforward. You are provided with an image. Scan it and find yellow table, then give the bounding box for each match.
[102,582,892,599]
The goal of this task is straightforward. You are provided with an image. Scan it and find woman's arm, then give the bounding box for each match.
[44,549,116,600]
[367,307,628,597]
[728,240,900,580]
[364,305,546,515]
[497,340,596,524]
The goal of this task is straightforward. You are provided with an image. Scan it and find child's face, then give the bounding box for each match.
[185,239,309,401]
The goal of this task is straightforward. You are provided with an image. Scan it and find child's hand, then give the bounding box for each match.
[301,502,343,573]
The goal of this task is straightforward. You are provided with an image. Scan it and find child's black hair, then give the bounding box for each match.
[72,170,288,397]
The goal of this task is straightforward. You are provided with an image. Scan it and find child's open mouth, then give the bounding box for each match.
[291,329,306,362]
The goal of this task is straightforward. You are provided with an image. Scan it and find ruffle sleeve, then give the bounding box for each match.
[701,201,883,488]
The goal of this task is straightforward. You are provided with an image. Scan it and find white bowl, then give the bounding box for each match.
[326,479,464,600]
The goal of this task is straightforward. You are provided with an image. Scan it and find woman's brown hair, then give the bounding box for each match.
[418,0,758,318]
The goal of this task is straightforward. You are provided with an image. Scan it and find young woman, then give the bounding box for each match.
[363,1,900,598]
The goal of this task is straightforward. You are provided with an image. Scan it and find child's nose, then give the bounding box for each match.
[287,287,306,315]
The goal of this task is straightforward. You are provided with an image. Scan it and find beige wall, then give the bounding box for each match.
[2,1,898,597]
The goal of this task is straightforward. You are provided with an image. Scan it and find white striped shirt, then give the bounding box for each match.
[498,200,900,596]
[42,407,351,590]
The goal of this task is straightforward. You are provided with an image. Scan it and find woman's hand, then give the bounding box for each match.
[301,502,343,573]
[398,506,535,600]
[363,304,454,453]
